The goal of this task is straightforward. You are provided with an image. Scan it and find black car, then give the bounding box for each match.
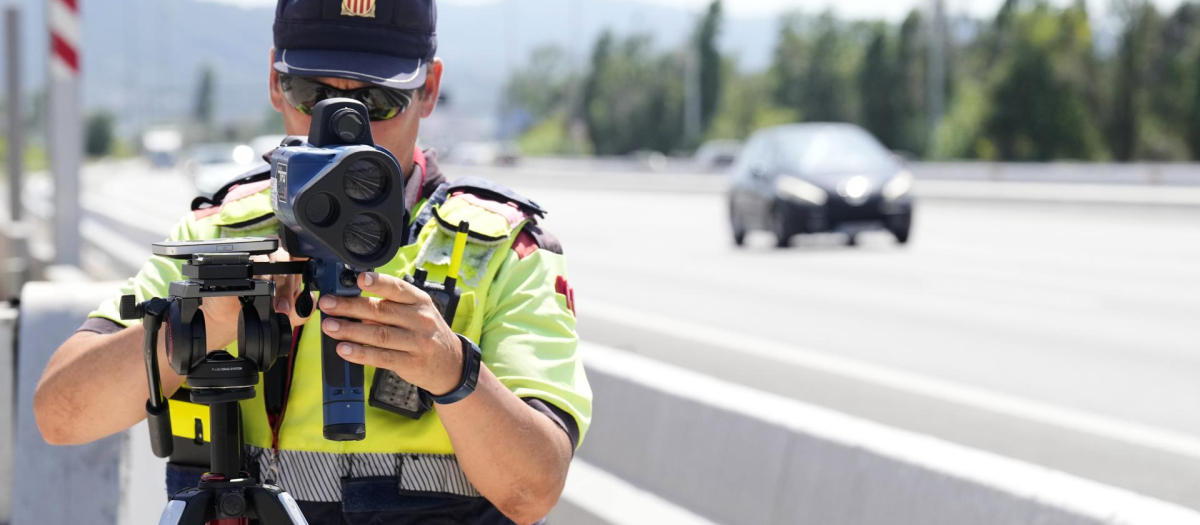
[728,123,915,248]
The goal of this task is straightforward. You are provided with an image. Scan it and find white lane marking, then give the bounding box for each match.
[582,342,1200,525]
[584,300,1200,460]
[81,194,176,237]
[559,459,721,525]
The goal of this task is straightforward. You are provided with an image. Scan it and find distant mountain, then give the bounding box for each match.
[2,0,780,139]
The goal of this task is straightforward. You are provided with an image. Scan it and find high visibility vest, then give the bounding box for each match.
[88,153,589,503]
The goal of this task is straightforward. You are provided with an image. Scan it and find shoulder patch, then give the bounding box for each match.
[447,177,546,218]
[514,223,563,258]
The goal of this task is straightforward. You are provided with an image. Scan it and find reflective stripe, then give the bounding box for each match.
[248,446,481,502]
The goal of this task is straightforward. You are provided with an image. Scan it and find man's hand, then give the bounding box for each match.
[317,272,464,396]
[200,248,312,349]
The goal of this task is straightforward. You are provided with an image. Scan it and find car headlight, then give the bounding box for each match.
[776,176,828,205]
[883,171,914,201]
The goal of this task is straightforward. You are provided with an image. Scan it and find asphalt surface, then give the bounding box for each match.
[16,160,1200,510]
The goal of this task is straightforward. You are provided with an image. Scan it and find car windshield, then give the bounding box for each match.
[778,127,894,175]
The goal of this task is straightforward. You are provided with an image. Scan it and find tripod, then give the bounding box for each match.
[156,395,307,525]
[122,239,310,525]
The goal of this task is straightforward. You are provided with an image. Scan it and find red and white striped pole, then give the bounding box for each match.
[48,0,81,266]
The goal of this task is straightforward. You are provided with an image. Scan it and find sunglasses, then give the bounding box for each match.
[279,73,415,121]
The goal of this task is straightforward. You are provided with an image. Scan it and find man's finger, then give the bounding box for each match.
[274,274,296,315]
[358,272,423,305]
[334,342,412,372]
[322,317,418,352]
[317,295,423,329]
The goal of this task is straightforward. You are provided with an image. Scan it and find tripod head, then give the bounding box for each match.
[123,237,311,524]
[121,238,303,458]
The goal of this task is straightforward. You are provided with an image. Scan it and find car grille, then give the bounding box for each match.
[825,193,886,222]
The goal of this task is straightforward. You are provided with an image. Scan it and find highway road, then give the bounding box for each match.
[20,160,1200,510]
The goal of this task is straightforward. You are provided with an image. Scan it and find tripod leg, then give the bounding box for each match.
[159,490,213,525]
[247,486,309,525]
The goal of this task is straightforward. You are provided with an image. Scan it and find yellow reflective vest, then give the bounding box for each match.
[89,158,590,502]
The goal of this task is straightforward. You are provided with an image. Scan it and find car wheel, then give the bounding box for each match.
[730,205,747,247]
[773,207,793,248]
[890,212,913,245]
[845,233,858,247]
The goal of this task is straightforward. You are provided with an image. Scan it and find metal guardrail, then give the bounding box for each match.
[510,156,1200,187]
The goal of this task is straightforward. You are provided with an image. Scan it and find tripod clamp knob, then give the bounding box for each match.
[120,295,171,321]
[219,491,247,518]
[119,295,141,320]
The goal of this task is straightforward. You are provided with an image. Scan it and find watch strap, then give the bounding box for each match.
[431,334,482,405]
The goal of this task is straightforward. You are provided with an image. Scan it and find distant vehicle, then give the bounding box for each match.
[694,140,741,171]
[183,143,258,196]
[445,141,520,166]
[142,128,184,168]
[728,123,915,248]
[630,150,668,172]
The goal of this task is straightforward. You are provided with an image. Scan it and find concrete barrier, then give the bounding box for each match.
[11,281,166,525]
[571,342,1200,525]
[13,282,1200,525]
[0,304,16,525]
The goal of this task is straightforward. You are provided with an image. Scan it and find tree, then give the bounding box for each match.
[983,2,1104,160]
[85,111,115,157]
[193,64,216,141]
[1109,2,1161,161]
[707,69,797,140]
[772,13,859,124]
[695,0,724,136]
[502,45,572,124]
[895,10,928,155]
[581,32,687,155]
[859,25,901,148]
[771,13,810,114]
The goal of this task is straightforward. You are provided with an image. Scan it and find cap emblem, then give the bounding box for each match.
[341,0,376,18]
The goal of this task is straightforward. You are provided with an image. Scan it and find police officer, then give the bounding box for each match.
[32,1,591,523]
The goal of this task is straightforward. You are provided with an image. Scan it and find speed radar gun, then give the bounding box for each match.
[269,98,410,442]
[121,98,409,524]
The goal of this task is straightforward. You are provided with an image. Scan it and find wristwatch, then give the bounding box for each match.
[430,334,482,405]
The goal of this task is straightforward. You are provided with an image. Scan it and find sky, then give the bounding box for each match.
[207,0,1189,22]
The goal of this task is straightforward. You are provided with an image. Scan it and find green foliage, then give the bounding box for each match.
[696,1,724,134]
[894,10,929,156]
[859,25,901,149]
[193,64,217,142]
[503,45,574,124]
[582,32,687,155]
[930,81,989,159]
[517,113,593,156]
[772,13,861,124]
[501,0,1200,161]
[85,111,116,158]
[982,1,1106,160]
[707,71,797,140]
